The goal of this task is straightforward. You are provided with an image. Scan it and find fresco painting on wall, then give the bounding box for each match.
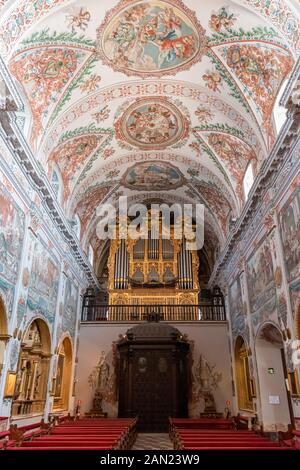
[62,277,78,338]
[229,276,245,338]
[0,182,25,316]
[246,235,278,330]
[290,279,300,319]
[279,187,300,283]
[27,237,59,325]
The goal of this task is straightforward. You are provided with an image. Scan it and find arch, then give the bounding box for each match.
[255,322,292,431]
[0,295,8,377]
[53,335,73,411]
[12,318,51,417]
[234,335,254,411]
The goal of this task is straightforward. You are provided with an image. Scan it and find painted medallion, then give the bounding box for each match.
[115,97,189,149]
[97,0,207,77]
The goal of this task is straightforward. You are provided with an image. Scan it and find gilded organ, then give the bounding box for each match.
[108,214,199,319]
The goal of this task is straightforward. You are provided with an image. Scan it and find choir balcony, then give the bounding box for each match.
[81,288,226,323]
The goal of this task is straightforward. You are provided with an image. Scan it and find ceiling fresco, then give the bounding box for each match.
[96,0,208,77]
[122,161,184,190]
[0,0,299,257]
[114,97,190,150]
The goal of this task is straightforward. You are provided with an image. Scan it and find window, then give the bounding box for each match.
[235,336,254,411]
[243,162,254,201]
[72,214,81,239]
[51,166,62,203]
[273,78,288,134]
[88,244,94,266]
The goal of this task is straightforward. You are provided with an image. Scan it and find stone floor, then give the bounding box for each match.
[132,433,173,450]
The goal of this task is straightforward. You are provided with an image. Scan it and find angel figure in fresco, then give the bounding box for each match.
[66,8,91,33]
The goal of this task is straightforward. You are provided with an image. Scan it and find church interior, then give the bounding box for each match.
[0,0,300,452]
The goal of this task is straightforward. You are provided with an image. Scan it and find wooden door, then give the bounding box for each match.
[132,349,173,432]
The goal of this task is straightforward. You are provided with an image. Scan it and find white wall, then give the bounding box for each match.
[256,343,291,431]
[76,321,233,418]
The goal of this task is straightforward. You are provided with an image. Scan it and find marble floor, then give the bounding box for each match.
[132,433,173,450]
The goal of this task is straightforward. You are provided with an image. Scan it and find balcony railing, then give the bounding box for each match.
[81,303,226,322]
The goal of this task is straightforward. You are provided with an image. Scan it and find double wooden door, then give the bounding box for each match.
[131,349,173,432]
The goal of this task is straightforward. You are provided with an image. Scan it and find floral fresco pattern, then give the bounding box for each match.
[207,133,256,198]
[9,47,82,143]
[48,133,107,201]
[223,44,294,137]
[65,7,91,32]
[0,182,25,316]
[96,0,207,77]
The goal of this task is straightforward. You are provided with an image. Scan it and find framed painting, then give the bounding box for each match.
[4,371,16,398]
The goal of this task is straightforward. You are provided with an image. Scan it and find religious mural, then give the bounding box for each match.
[26,237,59,326]
[278,186,300,284]
[96,0,207,77]
[229,275,245,338]
[246,235,276,327]
[115,97,190,150]
[122,162,183,191]
[62,277,79,338]
[0,183,25,316]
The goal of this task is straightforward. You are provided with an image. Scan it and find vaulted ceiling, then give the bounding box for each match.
[1,0,299,264]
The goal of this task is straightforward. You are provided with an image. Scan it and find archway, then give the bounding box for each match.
[234,336,253,411]
[0,296,8,378]
[255,323,292,431]
[12,319,51,417]
[53,336,73,411]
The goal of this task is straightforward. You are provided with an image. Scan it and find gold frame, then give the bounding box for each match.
[288,370,300,397]
[4,370,16,398]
